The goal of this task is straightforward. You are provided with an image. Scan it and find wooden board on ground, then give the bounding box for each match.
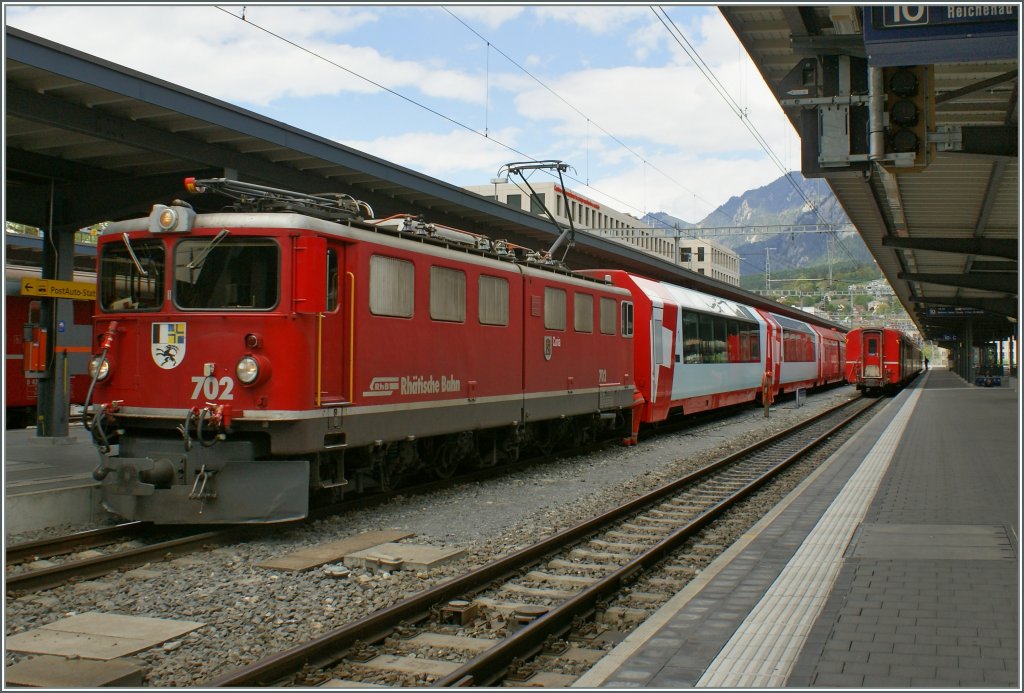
[5,655,146,687]
[5,612,203,660]
[256,530,413,572]
[343,542,465,572]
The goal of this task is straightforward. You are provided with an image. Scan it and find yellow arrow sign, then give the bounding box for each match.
[20,277,97,301]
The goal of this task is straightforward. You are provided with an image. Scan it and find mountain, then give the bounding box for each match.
[644,173,874,278]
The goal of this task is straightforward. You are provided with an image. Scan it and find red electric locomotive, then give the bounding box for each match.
[579,270,848,442]
[5,265,94,428]
[84,178,636,524]
[845,326,923,395]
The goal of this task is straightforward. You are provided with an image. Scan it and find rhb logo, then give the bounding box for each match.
[363,377,399,397]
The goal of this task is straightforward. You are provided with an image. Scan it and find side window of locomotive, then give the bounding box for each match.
[99,239,165,311]
[430,266,466,322]
[369,255,414,317]
[599,297,617,334]
[175,238,279,310]
[574,293,593,333]
[620,301,634,338]
[326,249,339,312]
[544,287,567,330]
[478,275,509,326]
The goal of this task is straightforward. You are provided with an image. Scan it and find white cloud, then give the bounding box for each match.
[444,5,526,30]
[338,128,523,181]
[533,5,652,34]
[6,5,486,107]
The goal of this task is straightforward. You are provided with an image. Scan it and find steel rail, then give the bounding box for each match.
[5,521,146,565]
[206,394,874,687]
[5,527,253,594]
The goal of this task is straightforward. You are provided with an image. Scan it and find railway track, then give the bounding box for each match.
[3,400,745,596]
[205,394,881,688]
[5,526,255,594]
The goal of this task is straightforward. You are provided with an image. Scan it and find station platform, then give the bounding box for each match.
[577,368,1020,688]
[3,424,112,536]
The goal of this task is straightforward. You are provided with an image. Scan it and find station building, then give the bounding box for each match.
[465,181,741,286]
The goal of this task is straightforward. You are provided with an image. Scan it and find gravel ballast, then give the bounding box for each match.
[5,386,858,686]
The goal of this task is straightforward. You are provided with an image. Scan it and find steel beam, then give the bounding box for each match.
[899,271,1017,293]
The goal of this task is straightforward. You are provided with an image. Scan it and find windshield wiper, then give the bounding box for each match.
[122,233,148,277]
[186,228,230,270]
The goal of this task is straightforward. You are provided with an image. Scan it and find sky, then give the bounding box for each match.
[5,3,804,225]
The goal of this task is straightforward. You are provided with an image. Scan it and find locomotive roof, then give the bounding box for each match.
[101,210,629,293]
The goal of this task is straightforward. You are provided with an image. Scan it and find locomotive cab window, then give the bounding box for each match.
[99,238,165,312]
[326,249,339,312]
[621,301,634,338]
[174,237,279,310]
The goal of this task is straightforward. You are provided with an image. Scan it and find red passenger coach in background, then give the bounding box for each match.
[845,326,923,395]
[5,265,94,428]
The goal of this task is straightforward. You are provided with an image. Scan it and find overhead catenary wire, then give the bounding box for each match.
[652,6,861,266]
[442,7,735,227]
[216,5,846,276]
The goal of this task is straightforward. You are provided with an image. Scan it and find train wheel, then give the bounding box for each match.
[435,432,473,479]
[370,447,396,493]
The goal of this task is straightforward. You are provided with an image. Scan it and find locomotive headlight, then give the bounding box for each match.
[148,202,196,233]
[236,356,260,385]
[88,356,110,381]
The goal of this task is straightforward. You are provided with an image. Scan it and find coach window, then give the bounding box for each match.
[621,301,634,338]
[544,287,567,330]
[326,249,339,311]
[100,239,164,311]
[574,292,594,332]
[682,312,701,363]
[599,297,616,334]
[430,266,466,322]
[478,275,509,326]
[747,324,761,361]
[713,316,728,363]
[174,238,278,310]
[726,320,740,362]
[369,255,414,317]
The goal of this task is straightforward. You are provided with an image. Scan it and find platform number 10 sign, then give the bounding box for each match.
[883,6,929,26]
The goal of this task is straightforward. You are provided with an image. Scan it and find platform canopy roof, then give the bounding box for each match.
[721,5,1019,345]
